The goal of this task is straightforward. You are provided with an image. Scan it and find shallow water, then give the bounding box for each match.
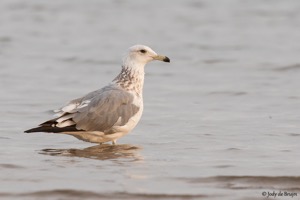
[1,0,300,199]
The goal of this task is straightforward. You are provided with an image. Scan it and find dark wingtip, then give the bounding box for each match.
[24,128,37,133]
[24,125,81,133]
[163,56,170,63]
[24,126,48,133]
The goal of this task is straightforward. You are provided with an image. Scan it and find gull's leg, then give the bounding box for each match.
[112,140,117,145]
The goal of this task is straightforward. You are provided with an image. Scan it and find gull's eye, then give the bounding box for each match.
[140,49,147,54]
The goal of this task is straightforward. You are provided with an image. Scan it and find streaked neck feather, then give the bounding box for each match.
[113,64,145,95]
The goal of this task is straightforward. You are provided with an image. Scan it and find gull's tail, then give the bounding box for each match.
[24,118,79,133]
[24,105,86,134]
[24,125,78,133]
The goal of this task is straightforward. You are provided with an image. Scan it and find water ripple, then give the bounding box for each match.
[0,190,207,200]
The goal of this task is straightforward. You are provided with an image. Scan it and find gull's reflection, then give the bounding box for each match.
[39,144,142,161]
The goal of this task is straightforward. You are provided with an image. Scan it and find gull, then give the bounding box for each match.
[25,45,170,145]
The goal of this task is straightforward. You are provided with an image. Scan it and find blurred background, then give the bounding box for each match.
[1,0,300,199]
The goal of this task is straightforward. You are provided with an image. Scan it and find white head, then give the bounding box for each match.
[122,45,170,68]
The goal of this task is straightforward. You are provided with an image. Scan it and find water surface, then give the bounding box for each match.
[1,0,300,199]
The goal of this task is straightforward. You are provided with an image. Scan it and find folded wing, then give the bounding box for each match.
[25,85,140,134]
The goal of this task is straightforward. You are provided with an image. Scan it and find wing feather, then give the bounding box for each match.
[26,85,140,134]
[73,87,140,133]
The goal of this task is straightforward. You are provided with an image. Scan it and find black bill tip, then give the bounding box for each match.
[163,56,170,63]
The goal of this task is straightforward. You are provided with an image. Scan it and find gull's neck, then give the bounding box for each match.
[113,63,145,96]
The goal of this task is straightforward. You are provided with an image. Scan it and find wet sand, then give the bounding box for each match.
[1,0,300,199]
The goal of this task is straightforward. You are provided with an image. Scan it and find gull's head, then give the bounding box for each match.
[123,45,170,67]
